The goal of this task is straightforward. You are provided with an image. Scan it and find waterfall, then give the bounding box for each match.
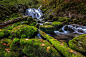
[25,6,43,19]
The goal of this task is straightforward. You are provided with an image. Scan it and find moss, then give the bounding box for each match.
[20,38,61,57]
[10,24,38,39]
[69,34,86,53]
[39,25,54,34]
[52,21,62,26]
[43,23,51,25]
[0,38,20,57]
[0,29,10,38]
[58,17,69,22]
[39,30,85,57]
[4,22,21,30]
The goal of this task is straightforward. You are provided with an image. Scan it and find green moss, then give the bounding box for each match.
[52,21,62,26]
[40,25,54,34]
[4,22,21,30]
[43,23,51,25]
[0,38,20,57]
[69,34,86,53]
[58,17,69,22]
[10,25,38,39]
[20,38,61,57]
[0,29,10,38]
[39,30,85,57]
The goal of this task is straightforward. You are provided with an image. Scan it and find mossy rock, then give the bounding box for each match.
[10,25,38,39]
[39,25,54,34]
[0,38,20,57]
[10,38,20,52]
[0,29,10,38]
[43,22,51,25]
[20,38,61,57]
[69,34,86,53]
[52,21,63,30]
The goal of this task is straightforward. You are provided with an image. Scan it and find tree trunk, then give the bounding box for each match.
[0,16,29,28]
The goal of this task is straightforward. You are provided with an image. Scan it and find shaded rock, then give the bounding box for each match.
[39,25,54,34]
[69,34,86,54]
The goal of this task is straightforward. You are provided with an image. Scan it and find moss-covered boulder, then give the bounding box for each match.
[69,34,86,54]
[10,25,38,39]
[0,29,10,39]
[39,25,54,34]
[43,22,51,25]
[20,38,61,57]
[52,21,63,30]
[0,38,20,57]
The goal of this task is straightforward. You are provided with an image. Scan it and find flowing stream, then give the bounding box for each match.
[25,6,86,42]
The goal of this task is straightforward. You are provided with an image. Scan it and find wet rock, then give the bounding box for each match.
[39,25,54,34]
[52,21,63,30]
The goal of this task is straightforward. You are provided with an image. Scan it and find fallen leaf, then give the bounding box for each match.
[3,43,6,46]
[47,49,49,51]
[7,44,9,46]
[70,50,73,52]
[47,46,50,50]
[0,29,1,31]
[7,50,10,53]
[43,41,45,43]
[42,43,45,46]
[85,37,86,38]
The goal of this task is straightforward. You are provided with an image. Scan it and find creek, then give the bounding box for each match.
[25,5,86,43]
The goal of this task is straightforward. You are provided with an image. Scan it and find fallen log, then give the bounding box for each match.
[39,30,85,57]
[0,16,29,28]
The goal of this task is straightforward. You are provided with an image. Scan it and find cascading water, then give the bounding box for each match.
[25,7,43,19]
[54,24,86,35]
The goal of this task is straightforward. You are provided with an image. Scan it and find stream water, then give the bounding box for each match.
[25,6,86,43]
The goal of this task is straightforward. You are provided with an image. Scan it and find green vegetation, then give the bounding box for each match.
[0,38,20,57]
[52,21,62,26]
[43,23,51,25]
[39,30,85,57]
[0,29,10,38]
[20,38,61,57]
[69,34,86,53]
[10,25,38,39]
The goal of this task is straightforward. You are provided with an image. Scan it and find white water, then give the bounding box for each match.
[54,24,86,35]
[25,6,43,19]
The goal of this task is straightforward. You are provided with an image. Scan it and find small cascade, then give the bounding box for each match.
[25,7,43,19]
[54,24,86,35]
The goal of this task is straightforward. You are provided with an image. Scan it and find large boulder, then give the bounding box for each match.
[39,25,54,34]
[10,25,38,39]
[52,21,63,30]
[69,34,86,54]
[20,38,61,57]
